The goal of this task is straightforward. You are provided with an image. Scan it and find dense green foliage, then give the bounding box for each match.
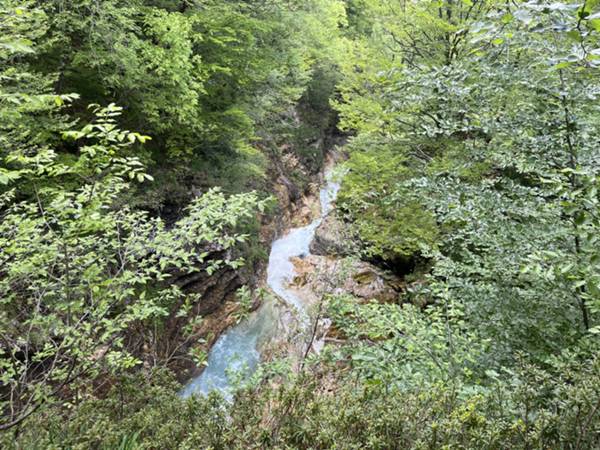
[0,0,338,434]
[0,99,267,431]
[2,0,600,448]
[327,0,600,446]
[5,355,599,449]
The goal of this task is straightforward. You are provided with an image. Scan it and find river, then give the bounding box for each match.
[180,161,340,398]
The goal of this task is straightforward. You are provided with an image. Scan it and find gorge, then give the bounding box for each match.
[2,1,599,447]
[181,156,341,398]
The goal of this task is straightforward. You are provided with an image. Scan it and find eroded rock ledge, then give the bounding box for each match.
[291,255,403,304]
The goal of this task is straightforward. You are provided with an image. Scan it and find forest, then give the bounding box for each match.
[1,0,600,448]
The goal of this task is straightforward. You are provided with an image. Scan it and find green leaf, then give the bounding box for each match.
[0,39,35,54]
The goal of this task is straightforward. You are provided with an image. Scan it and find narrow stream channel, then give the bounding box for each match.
[180,163,340,398]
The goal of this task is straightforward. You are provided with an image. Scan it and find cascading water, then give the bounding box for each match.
[180,164,340,398]
[266,171,340,322]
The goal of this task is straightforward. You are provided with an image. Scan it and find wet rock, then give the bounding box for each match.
[310,212,350,256]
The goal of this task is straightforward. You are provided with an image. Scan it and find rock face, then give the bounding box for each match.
[310,212,350,256]
[174,262,245,316]
[160,250,250,381]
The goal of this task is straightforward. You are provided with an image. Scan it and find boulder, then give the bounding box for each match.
[343,262,401,302]
[310,212,349,256]
[338,259,402,303]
